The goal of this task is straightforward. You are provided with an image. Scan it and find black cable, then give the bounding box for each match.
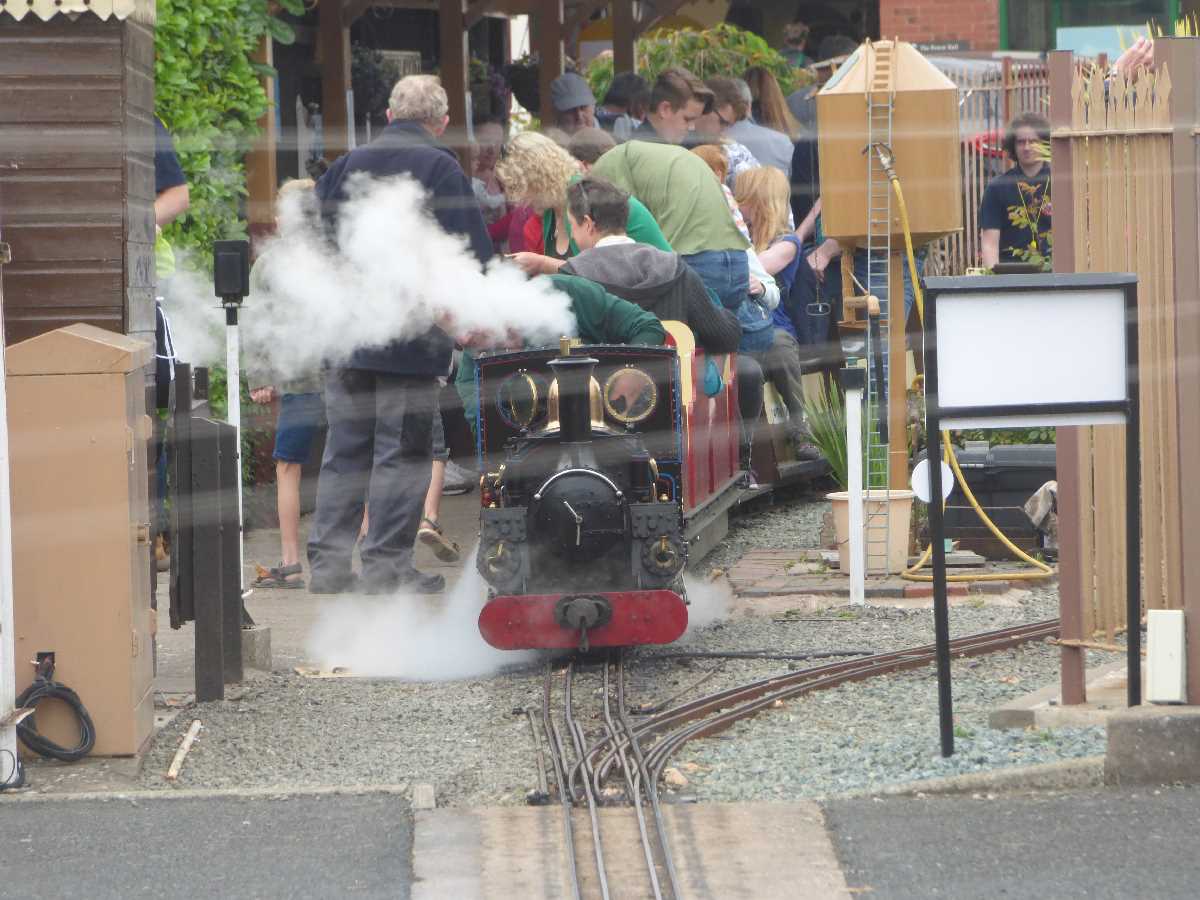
[14,660,96,763]
[0,747,24,791]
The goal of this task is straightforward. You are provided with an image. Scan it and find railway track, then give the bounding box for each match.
[535,619,1061,899]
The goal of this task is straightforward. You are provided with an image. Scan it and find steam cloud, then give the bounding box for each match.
[682,574,732,633]
[160,174,576,382]
[307,547,536,680]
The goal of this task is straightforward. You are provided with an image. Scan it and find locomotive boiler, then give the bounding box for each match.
[475,342,689,651]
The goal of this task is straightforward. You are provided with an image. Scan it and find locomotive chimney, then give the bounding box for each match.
[548,355,598,443]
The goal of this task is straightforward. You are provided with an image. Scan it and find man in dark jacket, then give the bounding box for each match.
[307,74,492,595]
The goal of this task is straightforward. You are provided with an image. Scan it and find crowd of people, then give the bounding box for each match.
[247,29,1060,596]
[245,57,860,595]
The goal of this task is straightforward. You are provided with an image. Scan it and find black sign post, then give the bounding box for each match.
[922,273,1141,758]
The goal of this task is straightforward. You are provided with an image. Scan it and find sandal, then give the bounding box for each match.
[253,562,306,589]
[417,517,461,563]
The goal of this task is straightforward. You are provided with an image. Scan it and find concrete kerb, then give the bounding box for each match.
[836,756,1105,800]
[1105,705,1200,786]
[0,782,414,804]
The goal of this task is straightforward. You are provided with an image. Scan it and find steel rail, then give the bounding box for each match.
[617,651,682,900]
[542,662,582,900]
[564,661,611,900]
[641,620,1061,781]
[584,620,1060,787]
[600,653,665,900]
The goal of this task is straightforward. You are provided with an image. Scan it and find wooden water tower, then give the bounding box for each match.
[817,39,962,489]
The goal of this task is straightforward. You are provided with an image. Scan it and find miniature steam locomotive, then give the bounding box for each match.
[474,341,689,651]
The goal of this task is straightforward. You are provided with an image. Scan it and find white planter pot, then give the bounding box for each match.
[828,489,915,575]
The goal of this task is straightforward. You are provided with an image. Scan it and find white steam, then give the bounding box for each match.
[682,573,733,633]
[157,255,225,369]
[250,174,573,382]
[160,174,575,382]
[306,549,535,680]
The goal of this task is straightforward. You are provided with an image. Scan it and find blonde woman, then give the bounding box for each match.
[498,130,670,276]
[733,166,820,458]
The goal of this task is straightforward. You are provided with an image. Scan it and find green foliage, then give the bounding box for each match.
[955,428,1056,446]
[155,0,304,268]
[586,24,813,103]
[802,381,888,491]
[207,365,275,487]
[352,44,403,131]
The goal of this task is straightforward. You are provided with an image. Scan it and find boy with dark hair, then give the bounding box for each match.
[980,112,1051,268]
[634,67,714,145]
[558,177,740,355]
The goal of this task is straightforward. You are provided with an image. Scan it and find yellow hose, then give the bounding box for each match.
[886,172,1054,583]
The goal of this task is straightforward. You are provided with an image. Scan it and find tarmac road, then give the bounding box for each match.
[0,792,413,900]
[824,784,1200,899]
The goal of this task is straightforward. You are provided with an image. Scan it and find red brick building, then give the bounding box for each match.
[880,0,1000,51]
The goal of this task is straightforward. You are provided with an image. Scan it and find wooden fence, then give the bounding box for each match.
[1051,39,1200,704]
[928,58,1050,275]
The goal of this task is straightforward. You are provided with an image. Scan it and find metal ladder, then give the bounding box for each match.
[863,44,895,575]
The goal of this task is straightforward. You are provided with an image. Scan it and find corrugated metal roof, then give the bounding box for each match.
[0,0,154,24]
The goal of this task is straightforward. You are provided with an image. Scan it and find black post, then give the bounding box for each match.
[922,294,955,757]
[191,418,224,702]
[218,421,244,684]
[170,363,195,629]
[1125,292,1142,707]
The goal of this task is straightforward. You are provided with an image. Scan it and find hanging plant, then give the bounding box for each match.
[586,24,814,102]
[155,0,305,268]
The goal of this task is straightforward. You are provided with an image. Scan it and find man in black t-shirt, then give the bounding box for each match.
[979,112,1051,268]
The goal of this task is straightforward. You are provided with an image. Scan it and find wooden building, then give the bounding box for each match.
[0,1,156,350]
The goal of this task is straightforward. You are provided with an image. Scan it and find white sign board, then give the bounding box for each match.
[933,284,1129,430]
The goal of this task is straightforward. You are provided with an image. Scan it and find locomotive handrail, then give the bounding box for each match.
[660,321,695,404]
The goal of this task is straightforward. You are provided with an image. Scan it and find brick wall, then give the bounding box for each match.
[879,0,1000,52]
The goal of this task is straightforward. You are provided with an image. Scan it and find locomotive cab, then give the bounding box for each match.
[475,345,688,651]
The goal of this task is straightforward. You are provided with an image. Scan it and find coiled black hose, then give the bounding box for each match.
[15,660,96,762]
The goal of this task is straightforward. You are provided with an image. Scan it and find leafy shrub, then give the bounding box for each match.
[155,0,304,267]
[586,24,814,103]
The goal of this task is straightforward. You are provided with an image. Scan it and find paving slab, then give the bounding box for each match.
[413,802,850,899]
[990,660,1132,730]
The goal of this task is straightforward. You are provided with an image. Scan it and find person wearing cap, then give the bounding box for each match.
[551,71,596,135]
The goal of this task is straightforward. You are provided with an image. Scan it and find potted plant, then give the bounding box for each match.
[804,379,913,575]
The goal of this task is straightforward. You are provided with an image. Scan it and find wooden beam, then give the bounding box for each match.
[534,0,564,125]
[439,0,469,151]
[634,0,688,37]
[342,0,373,26]
[1047,49,1086,706]
[612,0,636,74]
[245,34,279,249]
[1158,38,1200,703]
[565,0,607,35]
[318,0,352,162]
[466,0,501,28]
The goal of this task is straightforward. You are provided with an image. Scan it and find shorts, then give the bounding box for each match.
[432,406,449,462]
[273,392,325,463]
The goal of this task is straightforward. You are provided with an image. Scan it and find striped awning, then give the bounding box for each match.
[0,0,154,24]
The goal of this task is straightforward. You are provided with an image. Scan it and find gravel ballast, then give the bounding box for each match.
[137,495,1116,806]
